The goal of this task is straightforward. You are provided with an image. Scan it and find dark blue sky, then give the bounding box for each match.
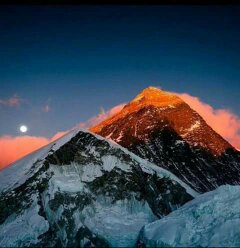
[0,5,240,137]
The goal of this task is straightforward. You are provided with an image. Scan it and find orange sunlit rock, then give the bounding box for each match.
[90,87,235,156]
[90,87,183,133]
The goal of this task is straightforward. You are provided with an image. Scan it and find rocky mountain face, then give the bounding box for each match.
[0,130,196,247]
[90,87,240,193]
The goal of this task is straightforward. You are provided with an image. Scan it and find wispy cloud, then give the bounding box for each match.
[42,104,51,113]
[76,103,126,129]
[0,94,22,107]
[42,98,51,113]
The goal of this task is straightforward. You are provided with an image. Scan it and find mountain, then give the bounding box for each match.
[139,184,240,247]
[0,129,196,247]
[90,87,240,193]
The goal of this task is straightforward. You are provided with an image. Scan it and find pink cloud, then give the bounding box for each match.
[176,93,240,150]
[0,104,125,170]
[0,94,22,107]
[0,135,49,170]
[0,131,69,170]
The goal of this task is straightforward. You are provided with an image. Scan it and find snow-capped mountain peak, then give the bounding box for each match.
[91,87,183,135]
[131,86,183,106]
[91,87,232,155]
[90,87,240,193]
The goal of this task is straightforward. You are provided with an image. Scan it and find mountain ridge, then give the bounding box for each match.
[0,129,195,247]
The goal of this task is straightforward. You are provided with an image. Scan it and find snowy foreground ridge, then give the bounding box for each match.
[0,129,195,247]
[0,128,197,197]
[139,184,240,247]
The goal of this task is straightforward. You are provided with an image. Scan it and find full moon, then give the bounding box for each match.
[20,125,28,133]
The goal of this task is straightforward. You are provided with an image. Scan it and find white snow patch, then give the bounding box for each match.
[81,164,103,182]
[102,155,131,173]
[47,164,85,193]
[188,120,201,132]
[86,145,100,157]
[134,124,138,136]
[181,120,201,137]
[115,131,124,142]
[105,132,113,139]
[132,94,144,102]
[175,140,185,145]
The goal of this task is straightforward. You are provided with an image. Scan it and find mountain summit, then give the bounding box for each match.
[91,87,240,193]
[91,87,231,155]
[91,87,183,134]
[131,86,183,107]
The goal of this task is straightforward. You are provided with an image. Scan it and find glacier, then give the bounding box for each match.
[139,184,240,247]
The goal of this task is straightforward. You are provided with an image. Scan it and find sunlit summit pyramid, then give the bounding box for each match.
[91,87,240,193]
